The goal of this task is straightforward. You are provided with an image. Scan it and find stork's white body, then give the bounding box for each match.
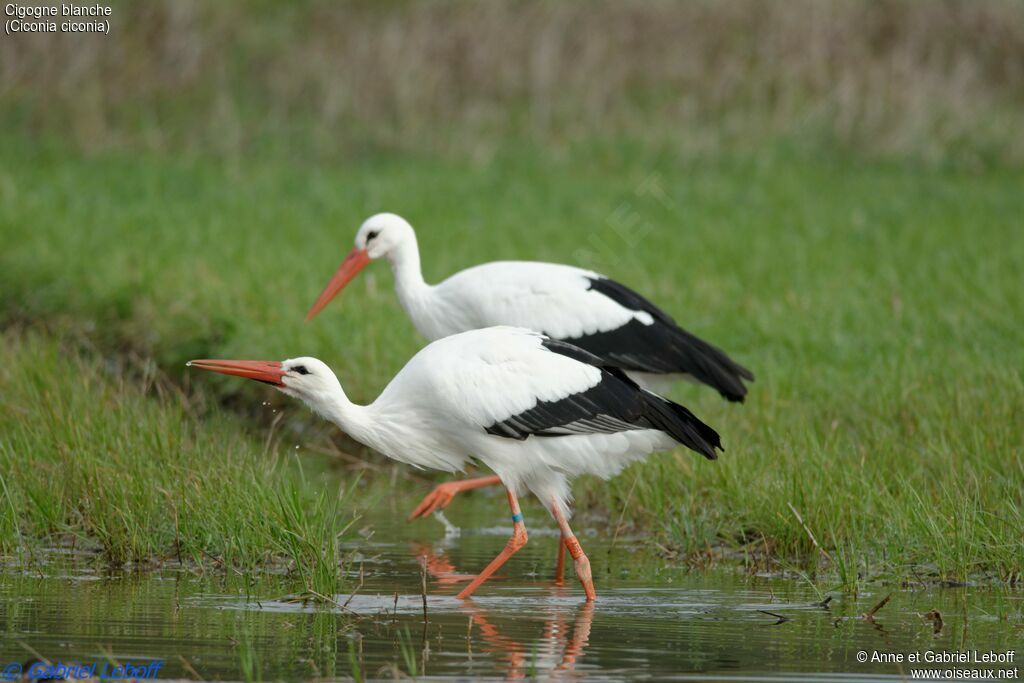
[312,214,753,402]
[396,258,649,345]
[320,327,676,516]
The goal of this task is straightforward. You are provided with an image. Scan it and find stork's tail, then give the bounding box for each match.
[668,327,754,403]
[641,391,722,460]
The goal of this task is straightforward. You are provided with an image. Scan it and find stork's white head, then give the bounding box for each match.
[276,357,342,407]
[187,356,343,416]
[355,213,416,260]
[305,213,417,321]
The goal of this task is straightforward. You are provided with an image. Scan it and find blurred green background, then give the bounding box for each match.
[1,0,1022,585]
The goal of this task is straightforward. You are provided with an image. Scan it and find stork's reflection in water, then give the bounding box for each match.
[411,542,595,679]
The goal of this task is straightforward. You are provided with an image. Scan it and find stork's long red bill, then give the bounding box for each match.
[305,247,371,321]
[186,359,285,386]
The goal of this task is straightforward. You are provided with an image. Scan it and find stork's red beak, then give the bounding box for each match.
[187,359,286,386]
[305,247,371,321]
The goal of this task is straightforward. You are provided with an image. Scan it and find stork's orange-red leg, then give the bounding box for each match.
[555,536,566,585]
[551,503,596,601]
[408,474,502,520]
[456,488,528,600]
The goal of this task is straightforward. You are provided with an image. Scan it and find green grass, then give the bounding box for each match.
[1,136,1022,586]
[6,1,1024,167]
[0,331,355,596]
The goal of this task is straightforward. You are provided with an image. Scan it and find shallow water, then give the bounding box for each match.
[1,498,1021,681]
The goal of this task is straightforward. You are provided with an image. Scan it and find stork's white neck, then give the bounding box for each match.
[386,233,435,326]
[308,386,437,470]
[303,387,377,452]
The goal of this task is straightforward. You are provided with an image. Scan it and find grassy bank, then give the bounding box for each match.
[3,0,1023,589]
[0,331,355,596]
[1,137,1021,587]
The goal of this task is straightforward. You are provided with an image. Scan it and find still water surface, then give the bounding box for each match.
[1,500,1020,680]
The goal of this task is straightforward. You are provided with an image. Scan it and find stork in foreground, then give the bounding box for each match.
[189,326,722,601]
[305,213,751,521]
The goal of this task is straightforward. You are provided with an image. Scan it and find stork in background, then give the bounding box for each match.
[305,213,751,531]
[189,326,722,601]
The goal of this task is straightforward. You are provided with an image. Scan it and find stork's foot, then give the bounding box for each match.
[566,537,596,602]
[551,502,597,602]
[457,525,528,600]
[407,474,503,521]
[409,482,460,520]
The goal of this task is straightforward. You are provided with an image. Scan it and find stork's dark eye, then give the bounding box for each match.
[365,230,380,242]
[292,365,310,375]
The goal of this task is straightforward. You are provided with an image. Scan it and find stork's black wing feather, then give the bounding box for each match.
[561,277,754,402]
[484,338,722,460]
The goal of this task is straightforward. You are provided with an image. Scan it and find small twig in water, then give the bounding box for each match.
[342,562,365,609]
[177,656,204,681]
[757,609,790,625]
[863,593,892,620]
[421,560,429,623]
[303,590,358,615]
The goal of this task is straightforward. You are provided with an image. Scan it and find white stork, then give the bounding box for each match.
[189,326,722,601]
[304,213,751,522]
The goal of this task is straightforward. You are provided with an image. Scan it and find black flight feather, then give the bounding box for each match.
[484,338,722,460]
[561,277,754,403]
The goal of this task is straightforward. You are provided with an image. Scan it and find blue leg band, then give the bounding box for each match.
[511,512,524,523]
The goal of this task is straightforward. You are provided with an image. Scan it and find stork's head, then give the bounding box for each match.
[187,357,342,413]
[305,213,416,321]
[356,212,415,259]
